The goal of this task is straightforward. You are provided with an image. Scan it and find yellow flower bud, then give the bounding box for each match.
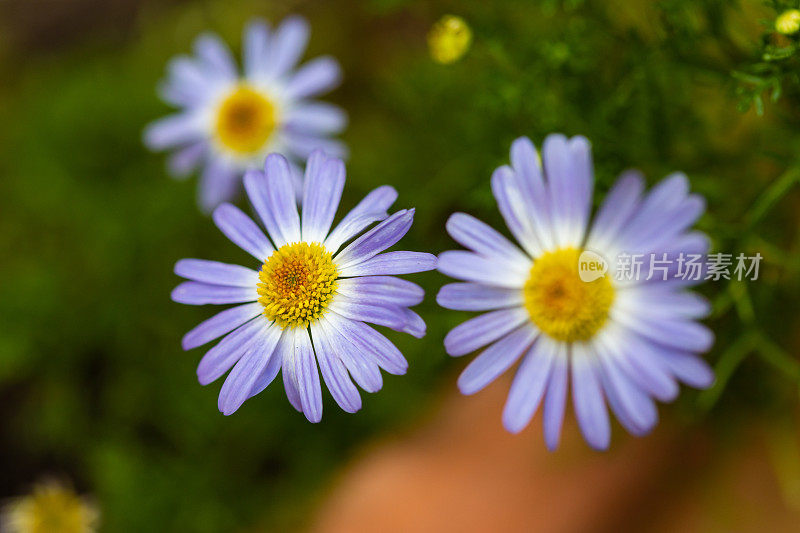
[428,15,472,64]
[776,9,800,35]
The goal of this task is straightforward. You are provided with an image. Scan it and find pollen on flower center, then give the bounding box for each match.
[257,242,338,329]
[215,85,277,154]
[523,247,614,342]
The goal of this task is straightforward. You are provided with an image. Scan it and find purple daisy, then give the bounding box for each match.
[437,134,715,450]
[172,151,436,420]
[144,16,346,211]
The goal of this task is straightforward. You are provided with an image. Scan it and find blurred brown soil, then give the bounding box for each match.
[312,374,800,533]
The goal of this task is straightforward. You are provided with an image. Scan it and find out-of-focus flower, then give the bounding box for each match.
[437,134,714,451]
[776,9,800,35]
[1,480,98,533]
[144,17,347,212]
[428,15,472,64]
[172,151,436,421]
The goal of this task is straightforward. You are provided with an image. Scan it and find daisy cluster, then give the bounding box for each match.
[154,16,715,449]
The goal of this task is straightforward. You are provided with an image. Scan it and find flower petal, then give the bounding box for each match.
[436,282,523,311]
[171,281,256,305]
[543,344,568,451]
[292,327,323,422]
[285,56,341,99]
[338,251,436,277]
[325,185,397,253]
[311,322,362,413]
[301,153,345,243]
[328,295,408,331]
[437,250,527,289]
[445,212,530,266]
[174,259,258,287]
[213,203,274,261]
[336,276,424,307]
[457,324,538,395]
[325,313,408,374]
[196,316,264,385]
[502,335,557,433]
[182,302,263,350]
[444,307,529,357]
[335,209,415,269]
[218,323,282,415]
[268,15,310,78]
[571,345,611,450]
[264,153,302,245]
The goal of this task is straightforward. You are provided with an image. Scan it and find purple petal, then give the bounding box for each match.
[328,296,408,331]
[502,336,557,433]
[243,19,271,80]
[325,313,408,375]
[301,153,345,243]
[509,136,553,252]
[268,16,310,78]
[437,250,527,289]
[172,281,256,305]
[491,165,543,256]
[244,169,284,247]
[335,210,414,269]
[246,344,283,400]
[311,322,362,412]
[585,170,644,252]
[613,313,714,353]
[571,347,611,450]
[338,251,436,277]
[182,302,263,350]
[285,56,341,99]
[287,103,348,134]
[167,142,206,179]
[212,203,274,261]
[337,276,424,307]
[196,317,264,385]
[293,327,323,422]
[143,113,202,150]
[198,159,239,213]
[654,350,715,389]
[444,307,529,357]
[174,259,258,287]
[264,153,302,244]
[543,346,568,451]
[436,282,523,311]
[445,212,529,265]
[457,325,538,395]
[596,343,658,436]
[217,324,282,415]
[325,185,397,253]
[194,33,237,81]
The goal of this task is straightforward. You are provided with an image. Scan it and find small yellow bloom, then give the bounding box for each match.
[1,480,98,533]
[428,15,472,64]
[776,9,800,35]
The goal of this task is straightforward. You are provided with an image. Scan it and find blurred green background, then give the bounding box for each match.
[1,0,800,531]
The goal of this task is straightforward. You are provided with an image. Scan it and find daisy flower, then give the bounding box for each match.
[172,151,436,420]
[144,16,346,211]
[437,134,715,450]
[1,479,99,533]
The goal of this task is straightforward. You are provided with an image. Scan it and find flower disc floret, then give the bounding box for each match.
[257,242,338,328]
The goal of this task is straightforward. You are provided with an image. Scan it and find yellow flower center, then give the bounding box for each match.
[776,9,800,35]
[258,242,338,329]
[214,85,278,154]
[428,15,472,64]
[523,248,614,342]
[4,481,97,533]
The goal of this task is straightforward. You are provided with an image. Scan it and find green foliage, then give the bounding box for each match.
[0,0,798,531]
